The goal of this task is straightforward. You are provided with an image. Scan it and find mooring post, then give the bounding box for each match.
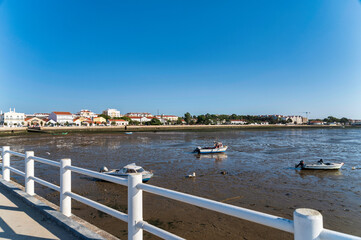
[25,151,35,195]
[60,158,71,217]
[128,174,143,240]
[2,146,10,181]
[294,208,323,240]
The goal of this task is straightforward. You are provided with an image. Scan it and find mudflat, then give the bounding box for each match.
[1,128,360,239]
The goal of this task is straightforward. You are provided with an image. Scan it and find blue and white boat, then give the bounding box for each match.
[100,163,153,182]
[194,142,228,154]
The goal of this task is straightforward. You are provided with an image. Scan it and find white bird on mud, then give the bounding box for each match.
[186,172,196,178]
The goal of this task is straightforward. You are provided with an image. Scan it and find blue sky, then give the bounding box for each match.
[1,1,361,118]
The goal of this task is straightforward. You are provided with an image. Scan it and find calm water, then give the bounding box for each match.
[1,128,361,239]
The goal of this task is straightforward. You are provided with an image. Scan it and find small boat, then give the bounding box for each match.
[125,132,133,135]
[295,160,344,170]
[100,163,153,182]
[194,142,228,154]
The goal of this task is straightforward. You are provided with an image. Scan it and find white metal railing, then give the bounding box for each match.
[1,146,360,240]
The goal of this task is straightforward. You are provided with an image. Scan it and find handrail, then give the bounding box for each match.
[7,166,25,177]
[319,229,361,240]
[29,176,60,192]
[65,191,128,222]
[6,150,25,158]
[66,165,128,186]
[137,221,185,240]
[29,156,60,167]
[138,183,294,233]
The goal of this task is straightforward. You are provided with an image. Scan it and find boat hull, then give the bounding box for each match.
[197,146,228,154]
[301,163,344,170]
[103,171,153,182]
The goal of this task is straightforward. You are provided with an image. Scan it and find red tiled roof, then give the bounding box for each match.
[53,112,72,115]
[109,119,126,121]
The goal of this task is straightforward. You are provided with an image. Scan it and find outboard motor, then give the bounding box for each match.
[99,166,108,173]
[193,147,201,153]
[295,161,304,168]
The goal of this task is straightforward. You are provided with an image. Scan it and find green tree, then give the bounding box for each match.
[111,121,116,126]
[184,112,192,124]
[149,118,162,125]
[176,117,183,125]
[129,120,140,125]
[99,114,111,120]
[121,116,131,121]
[340,117,349,124]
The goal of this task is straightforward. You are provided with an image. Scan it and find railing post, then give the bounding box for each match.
[294,208,323,240]
[2,146,10,181]
[60,158,71,217]
[128,174,143,240]
[25,151,35,196]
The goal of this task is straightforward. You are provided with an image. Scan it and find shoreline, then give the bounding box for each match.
[0,124,349,136]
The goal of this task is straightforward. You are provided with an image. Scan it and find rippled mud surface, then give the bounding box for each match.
[1,128,361,239]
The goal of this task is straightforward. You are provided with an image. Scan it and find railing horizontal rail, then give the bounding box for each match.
[137,221,185,240]
[6,150,25,158]
[138,183,294,233]
[7,166,25,177]
[320,229,361,240]
[66,165,128,186]
[65,191,128,222]
[30,176,60,192]
[29,156,60,167]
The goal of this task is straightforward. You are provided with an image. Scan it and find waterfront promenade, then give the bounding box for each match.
[0,175,118,240]
[0,184,75,240]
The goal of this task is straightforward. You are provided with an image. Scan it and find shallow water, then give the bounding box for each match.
[1,128,361,239]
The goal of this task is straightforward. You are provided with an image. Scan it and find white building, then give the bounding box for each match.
[126,112,153,117]
[78,109,97,119]
[286,116,304,125]
[33,113,50,118]
[129,116,152,123]
[103,109,121,118]
[109,119,129,126]
[230,119,247,125]
[155,115,178,122]
[0,108,25,127]
[49,112,74,125]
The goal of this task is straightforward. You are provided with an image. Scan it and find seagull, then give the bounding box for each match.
[46,152,51,155]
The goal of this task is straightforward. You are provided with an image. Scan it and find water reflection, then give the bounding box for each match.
[196,153,228,161]
[295,169,343,179]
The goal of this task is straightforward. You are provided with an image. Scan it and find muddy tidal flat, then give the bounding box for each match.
[1,128,361,239]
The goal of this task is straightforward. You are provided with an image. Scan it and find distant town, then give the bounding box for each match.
[0,108,360,128]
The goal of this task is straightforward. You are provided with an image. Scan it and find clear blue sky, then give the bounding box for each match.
[1,1,361,119]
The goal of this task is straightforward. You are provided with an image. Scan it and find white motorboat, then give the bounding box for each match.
[194,142,228,154]
[295,160,344,170]
[100,163,153,182]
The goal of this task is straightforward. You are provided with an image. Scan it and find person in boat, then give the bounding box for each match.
[295,160,304,168]
[318,159,324,164]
